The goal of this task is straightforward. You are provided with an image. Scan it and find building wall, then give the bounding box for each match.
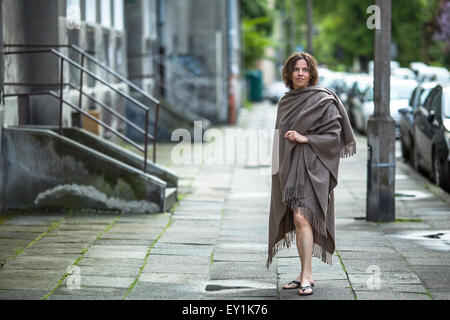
[160,0,241,124]
[1,0,128,140]
[125,0,157,93]
[1,0,243,137]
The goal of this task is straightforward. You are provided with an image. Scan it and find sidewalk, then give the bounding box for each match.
[0,101,449,300]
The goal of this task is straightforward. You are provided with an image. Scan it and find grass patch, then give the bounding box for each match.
[4,210,73,265]
[395,218,423,223]
[395,193,416,198]
[0,212,18,226]
[42,213,122,300]
[244,99,254,111]
[335,250,357,300]
[121,213,173,300]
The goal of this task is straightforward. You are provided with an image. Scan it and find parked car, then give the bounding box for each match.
[398,82,437,163]
[412,82,450,191]
[351,78,418,136]
[416,66,449,82]
[264,81,289,104]
[345,74,373,126]
[392,67,416,80]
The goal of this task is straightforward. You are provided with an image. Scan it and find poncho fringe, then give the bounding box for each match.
[266,206,331,268]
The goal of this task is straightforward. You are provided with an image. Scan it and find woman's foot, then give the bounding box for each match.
[298,282,313,296]
[282,275,314,289]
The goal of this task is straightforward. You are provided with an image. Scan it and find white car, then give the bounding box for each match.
[392,68,416,79]
[264,81,289,104]
[352,78,418,136]
[417,66,449,82]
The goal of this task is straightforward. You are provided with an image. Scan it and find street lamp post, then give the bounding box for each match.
[366,0,396,222]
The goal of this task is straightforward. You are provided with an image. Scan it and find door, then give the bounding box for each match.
[414,88,436,169]
[421,87,442,171]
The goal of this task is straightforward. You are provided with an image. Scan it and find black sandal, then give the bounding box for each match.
[283,280,314,289]
[283,280,300,289]
[298,285,313,296]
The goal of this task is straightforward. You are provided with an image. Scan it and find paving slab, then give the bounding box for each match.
[0,278,59,290]
[125,281,204,300]
[75,265,141,278]
[70,275,135,288]
[0,289,49,300]
[142,263,210,275]
[149,243,214,256]
[139,272,209,284]
[355,291,431,300]
[53,286,128,297]
[76,257,144,268]
[146,254,211,266]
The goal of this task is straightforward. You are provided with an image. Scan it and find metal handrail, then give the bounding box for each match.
[3,46,158,169]
[4,44,160,105]
[67,83,154,141]
[3,90,145,152]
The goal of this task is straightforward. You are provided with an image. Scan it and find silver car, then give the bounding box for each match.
[352,78,418,136]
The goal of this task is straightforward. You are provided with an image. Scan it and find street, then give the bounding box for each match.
[0,100,450,300]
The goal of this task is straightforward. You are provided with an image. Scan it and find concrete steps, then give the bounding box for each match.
[1,126,178,213]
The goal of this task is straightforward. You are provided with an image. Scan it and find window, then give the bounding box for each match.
[430,88,442,118]
[66,0,81,27]
[419,87,433,108]
[85,0,96,24]
[101,0,112,28]
[424,89,437,112]
[113,0,124,31]
[409,87,418,108]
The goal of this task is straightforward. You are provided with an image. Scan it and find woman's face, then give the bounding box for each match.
[291,59,310,89]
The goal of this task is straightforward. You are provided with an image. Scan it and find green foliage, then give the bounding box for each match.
[240,0,275,69]
[270,0,448,70]
[242,17,276,68]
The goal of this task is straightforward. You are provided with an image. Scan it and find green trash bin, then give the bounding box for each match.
[245,70,263,102]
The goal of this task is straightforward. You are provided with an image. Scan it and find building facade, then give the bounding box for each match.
[0,0,243,142]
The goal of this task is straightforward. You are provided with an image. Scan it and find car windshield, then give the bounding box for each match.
[391,83,416,100]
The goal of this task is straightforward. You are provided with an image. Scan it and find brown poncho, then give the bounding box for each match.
[267,85,356,268]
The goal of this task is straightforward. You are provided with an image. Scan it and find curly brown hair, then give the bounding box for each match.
[282,52,319,90]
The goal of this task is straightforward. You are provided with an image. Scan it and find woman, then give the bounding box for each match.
[266,52,356,296]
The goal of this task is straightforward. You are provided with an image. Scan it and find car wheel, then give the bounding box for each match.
[433,149,450,191]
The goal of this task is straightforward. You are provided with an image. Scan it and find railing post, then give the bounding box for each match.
[59,57,64,135]
[77,54,85,128]
[153,103,159,164]
[144,109,149,173]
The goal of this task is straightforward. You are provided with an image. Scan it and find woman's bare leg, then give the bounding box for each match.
[294,209,314,292]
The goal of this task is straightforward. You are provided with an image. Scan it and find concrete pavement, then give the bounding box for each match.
[0,101,449,300]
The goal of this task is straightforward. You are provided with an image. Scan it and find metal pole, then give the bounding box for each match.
[77,54,85,128]
[144,110,149,173]
[59,58,64,135]
[153,103,160,163]
[366,0,395,222]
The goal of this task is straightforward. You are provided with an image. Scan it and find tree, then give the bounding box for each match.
[240,0,275,69]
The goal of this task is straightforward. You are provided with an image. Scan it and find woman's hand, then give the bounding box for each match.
[284,130,309,144]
